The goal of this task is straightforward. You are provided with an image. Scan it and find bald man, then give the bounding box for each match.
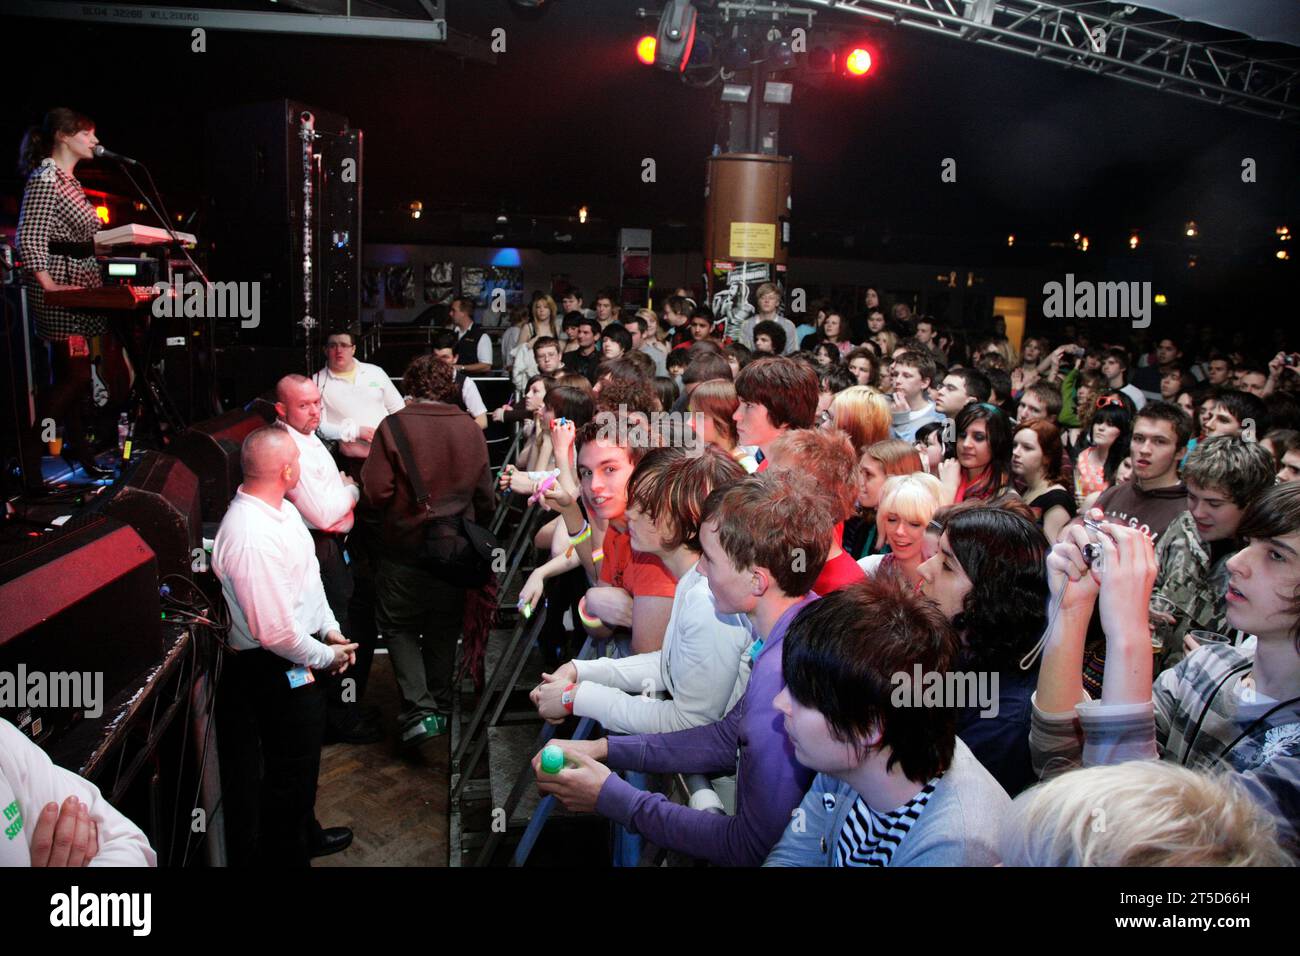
[212,425,358,866]
[274,376,380,745]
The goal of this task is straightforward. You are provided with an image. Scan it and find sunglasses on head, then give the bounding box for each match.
[1095,394,1125,410]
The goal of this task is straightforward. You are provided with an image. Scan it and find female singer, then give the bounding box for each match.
[16,108,114,485]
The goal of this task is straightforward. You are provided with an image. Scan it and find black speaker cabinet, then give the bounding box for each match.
[96,451,202,579]
[0,515,164,745]
[170,406,271,522]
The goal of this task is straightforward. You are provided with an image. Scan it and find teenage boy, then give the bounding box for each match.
[1133,336,1183,401]
[1015,382,1063,426]
[593,290,617,329]
[1032,486,1300,851]
[764,581,1011,866]
[545,419,677,655]
[767,429,867,595]
[935,366,991,419]
[562,316,603,384]
[1150,437,1276,665]
[890,350,945,443]
[1090,401,1192,546]
[733,356,819,471]
[533,472,831,866]
[1203,390,1270,441]
[560,288,595,322]
[1100,347,1147,410]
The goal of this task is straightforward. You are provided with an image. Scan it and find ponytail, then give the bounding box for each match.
[17,108,94,177]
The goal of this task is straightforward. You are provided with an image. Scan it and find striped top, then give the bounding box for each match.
[834,777,940,867]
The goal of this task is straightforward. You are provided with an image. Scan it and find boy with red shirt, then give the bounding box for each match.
[766,428,867,595]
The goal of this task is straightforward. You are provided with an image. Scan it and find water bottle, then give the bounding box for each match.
[539,744,575,774]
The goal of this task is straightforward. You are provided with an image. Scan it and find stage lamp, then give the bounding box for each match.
[655,0,698,73]
[722,34,752,72]
[578,205,588,224]
[1184,220,1198,238]
[1129,231,1139,250]
[1006,234,1015,247]
[95,204,110,225]
[636,35,656,65]
[409,200,422,220]
[766,37,794,70]
[844,45,874,76]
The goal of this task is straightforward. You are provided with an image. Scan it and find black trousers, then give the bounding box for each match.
[311,530,362,728]
[375,560,466,724]
[215,647,325,867]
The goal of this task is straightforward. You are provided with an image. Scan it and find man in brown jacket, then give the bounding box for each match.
[361,354,494,748]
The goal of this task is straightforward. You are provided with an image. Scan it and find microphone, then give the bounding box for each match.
[93,145,140,166]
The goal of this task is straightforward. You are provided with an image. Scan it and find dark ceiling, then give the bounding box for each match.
[3,0,1297,260]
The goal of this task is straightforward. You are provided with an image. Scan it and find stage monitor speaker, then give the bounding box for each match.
[95,451,202,580]
[171,405,273,523]
[0,515,165,746]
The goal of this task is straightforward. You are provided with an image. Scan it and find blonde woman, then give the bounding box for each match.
[858,472,943,591]
[511,295,561,391]
[822,385,891,459]
[873,329,899,360]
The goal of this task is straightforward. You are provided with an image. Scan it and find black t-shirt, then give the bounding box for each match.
[562,347,602,384]
[1026,486,1077,527]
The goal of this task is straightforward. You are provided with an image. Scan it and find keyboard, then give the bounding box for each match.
[45,285,160,310]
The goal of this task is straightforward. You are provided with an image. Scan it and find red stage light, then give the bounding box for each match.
[845,46,874,76]
[636,35,657,65]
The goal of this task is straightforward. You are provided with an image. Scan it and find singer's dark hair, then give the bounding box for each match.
[18,108,94,176]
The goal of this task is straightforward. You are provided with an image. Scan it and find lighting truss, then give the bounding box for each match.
[795,0,1300,123]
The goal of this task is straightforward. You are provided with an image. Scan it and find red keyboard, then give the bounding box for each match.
[46,285,160,311]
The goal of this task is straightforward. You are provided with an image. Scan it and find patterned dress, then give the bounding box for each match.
[16,159,106,341]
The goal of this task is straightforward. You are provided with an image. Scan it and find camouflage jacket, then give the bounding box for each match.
[1152,510,1235,667]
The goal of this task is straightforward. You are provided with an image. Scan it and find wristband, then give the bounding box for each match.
[564,522,591,557]
[591,548,604,564]
[561,682,577,714]
[577,596,603,631]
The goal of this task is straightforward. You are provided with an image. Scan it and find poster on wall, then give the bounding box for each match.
[361,268,383,310]
[424,261,455,305]
[461,267,487,306]
[480,266,524,326]
[710,260,772,343]
[385,265,415,308]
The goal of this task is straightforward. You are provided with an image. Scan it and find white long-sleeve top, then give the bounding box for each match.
[312,360,405,442]
[211,489,339,669]
[280,422,359,533]
[572,562,753,734]
[0,719,156,866]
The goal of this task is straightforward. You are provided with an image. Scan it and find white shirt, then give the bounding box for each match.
[462,377,487,418]
[313,360,405,442]
[211,489,339,669]
[280,421,359,533]
[456,324,494,366]
[0,718,156,866]
[1120,383,1148,410]
[571,563,752,734]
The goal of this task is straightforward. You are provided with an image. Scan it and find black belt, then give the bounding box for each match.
[48,241,95,258]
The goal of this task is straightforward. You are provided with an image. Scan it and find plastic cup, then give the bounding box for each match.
[47,436,63,455]
[1148,595,1178,651]
[1188,629,1234,648]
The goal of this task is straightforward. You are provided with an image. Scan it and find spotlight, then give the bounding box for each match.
[1129,231,1140,250]
[94,204,110,225]
[1184,220,1198,238]
[578,205,588,224]
[636,35,656,65]
[1007,234,1015,247]
[409,200,423,220]
[655,0,698,73]
[844,45,874,76]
